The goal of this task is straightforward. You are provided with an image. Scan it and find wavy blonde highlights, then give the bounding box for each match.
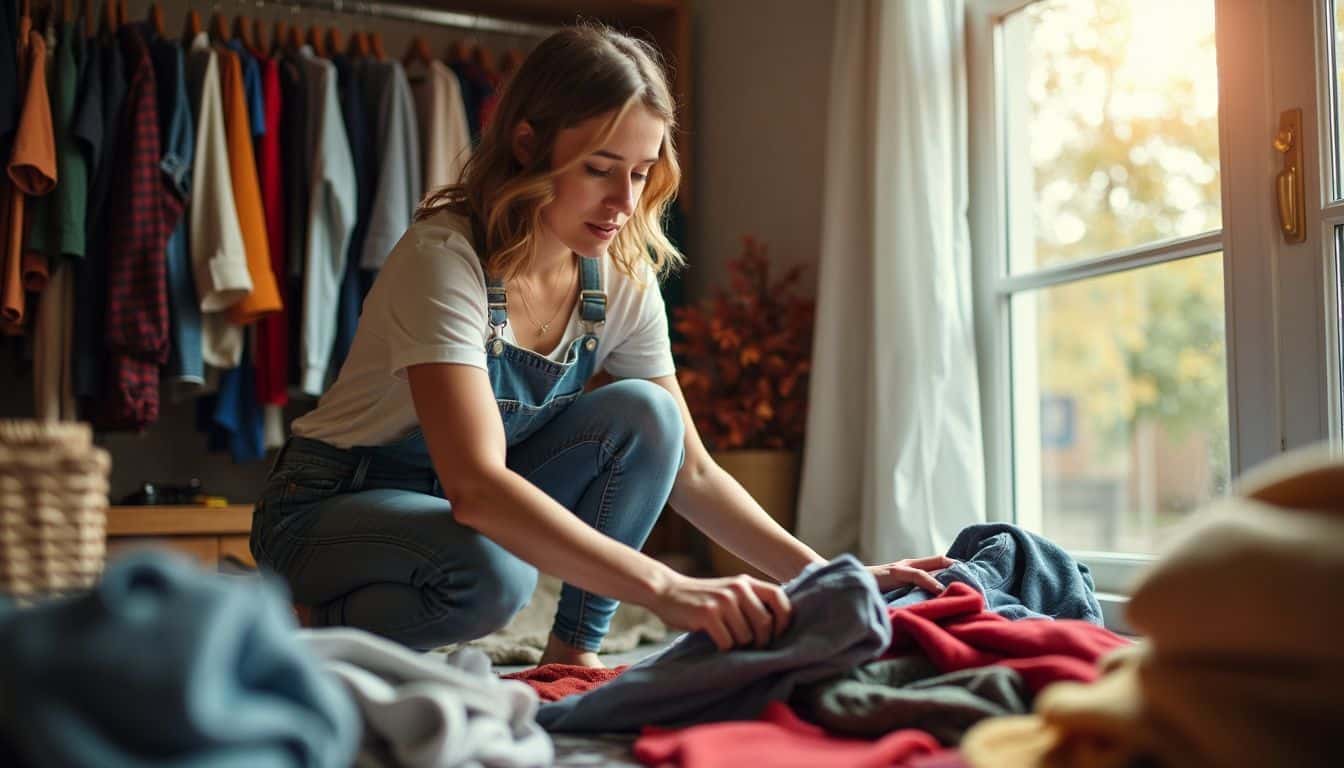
[416,23,684,285]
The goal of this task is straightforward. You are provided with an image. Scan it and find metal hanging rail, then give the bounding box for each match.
[282,0,558,38]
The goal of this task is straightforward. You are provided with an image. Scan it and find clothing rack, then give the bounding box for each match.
[267,0,557,38]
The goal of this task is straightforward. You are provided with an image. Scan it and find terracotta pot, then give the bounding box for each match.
[707,449,802,580]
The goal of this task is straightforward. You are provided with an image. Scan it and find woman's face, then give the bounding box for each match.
[538,105,665,259]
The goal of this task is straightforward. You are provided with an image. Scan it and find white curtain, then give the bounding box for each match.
[795,0,985,563]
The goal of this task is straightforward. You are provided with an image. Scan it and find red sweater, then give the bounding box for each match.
[634,701,939,768]
[883,582,1130,692]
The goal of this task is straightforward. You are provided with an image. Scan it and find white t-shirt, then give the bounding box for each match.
[291,209,677,448]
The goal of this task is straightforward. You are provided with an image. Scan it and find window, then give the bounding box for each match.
[969,0,1338,598]
[1328,0,1344,433]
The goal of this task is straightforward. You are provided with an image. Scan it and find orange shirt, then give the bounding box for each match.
[216,47,281,325]
[2,21,56,327]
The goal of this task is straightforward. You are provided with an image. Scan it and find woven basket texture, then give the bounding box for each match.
[0,421,110,599]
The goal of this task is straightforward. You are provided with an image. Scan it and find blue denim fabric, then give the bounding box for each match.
[252,258,684,652]
[884,523,1104,624]
[199,338,266,463]
[146,32,202,387]
[0,551,358,768]
[535,555,891,733]
[227,40,266,138]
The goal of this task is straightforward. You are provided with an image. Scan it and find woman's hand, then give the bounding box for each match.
[647,573,792,651]
[867,556,956,593]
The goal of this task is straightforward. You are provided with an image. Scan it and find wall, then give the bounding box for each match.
[686,0,834,302]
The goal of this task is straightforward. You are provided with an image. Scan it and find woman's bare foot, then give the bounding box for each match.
[538,632,606,668]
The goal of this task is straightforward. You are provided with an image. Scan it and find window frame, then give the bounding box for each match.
[966,0,1338,609]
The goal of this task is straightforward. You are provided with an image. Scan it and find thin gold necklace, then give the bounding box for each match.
[515,261,577,334]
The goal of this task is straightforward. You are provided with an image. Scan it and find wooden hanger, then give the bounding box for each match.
[99,0,116,34]
[182,8,201,44]
[347,29,368,58]
[403,35,432,68]
[232,15,253,48]
[59,0,70,26]
[272,20,288,54]
[325,26,343,56]
[307,26,325,57]
[250,17,266,53]
[286,23,303,53]
[115,0,124,28]
[370,31,385,61]
[500,49,524,77]
[208,11,228,43]
[446,39,469,64]
[146,3,164,38]
[472,43,496,75]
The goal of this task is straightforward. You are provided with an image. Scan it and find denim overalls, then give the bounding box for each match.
[251,256,686,651]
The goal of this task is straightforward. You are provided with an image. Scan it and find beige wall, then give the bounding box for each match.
[688,0,835,301]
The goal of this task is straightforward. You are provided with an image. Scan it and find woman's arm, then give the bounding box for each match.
[648,374,827,582]
[409,362,676,605]
[407,362,793,650]
[649,374,953,592]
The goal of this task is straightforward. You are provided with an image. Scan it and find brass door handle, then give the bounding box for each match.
[1277,166,1298,238]
[1274,109,1305,244]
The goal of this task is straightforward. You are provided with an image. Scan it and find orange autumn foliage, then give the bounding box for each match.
[672,237,815,451]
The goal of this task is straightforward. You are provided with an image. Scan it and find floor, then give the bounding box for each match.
[497,637,680,767]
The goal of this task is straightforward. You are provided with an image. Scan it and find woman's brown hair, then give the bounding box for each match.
[416,23,684,284]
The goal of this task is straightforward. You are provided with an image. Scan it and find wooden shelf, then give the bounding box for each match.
[105,505,256,570]
[106,505,254,536]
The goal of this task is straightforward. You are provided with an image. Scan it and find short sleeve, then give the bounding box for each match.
[602,272,677,380]
[373,217,490,377]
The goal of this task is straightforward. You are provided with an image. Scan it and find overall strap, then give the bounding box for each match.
[485,271,508,338]
[578,256,606,330]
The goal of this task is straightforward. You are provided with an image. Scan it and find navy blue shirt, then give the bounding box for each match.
[71,34,127,404]
[329,54,372,375]
[0,0,18,156]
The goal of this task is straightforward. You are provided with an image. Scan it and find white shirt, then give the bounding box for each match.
[291,210,677,448]
[409,59,471,195]
[187,36,250,370]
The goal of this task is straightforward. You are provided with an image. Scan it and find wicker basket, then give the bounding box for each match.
[0,420,111,600]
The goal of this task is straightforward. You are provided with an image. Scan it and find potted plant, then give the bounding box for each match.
[671,236,815,579]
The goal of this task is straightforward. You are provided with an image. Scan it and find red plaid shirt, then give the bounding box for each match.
[99,26,184,430]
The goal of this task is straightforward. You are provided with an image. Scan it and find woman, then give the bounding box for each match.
[250,24,951,667]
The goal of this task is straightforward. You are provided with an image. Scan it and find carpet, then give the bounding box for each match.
[436,573,669,664]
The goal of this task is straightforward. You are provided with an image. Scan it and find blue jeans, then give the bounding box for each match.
[884,523,1104,625]
[250,379,685,651]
